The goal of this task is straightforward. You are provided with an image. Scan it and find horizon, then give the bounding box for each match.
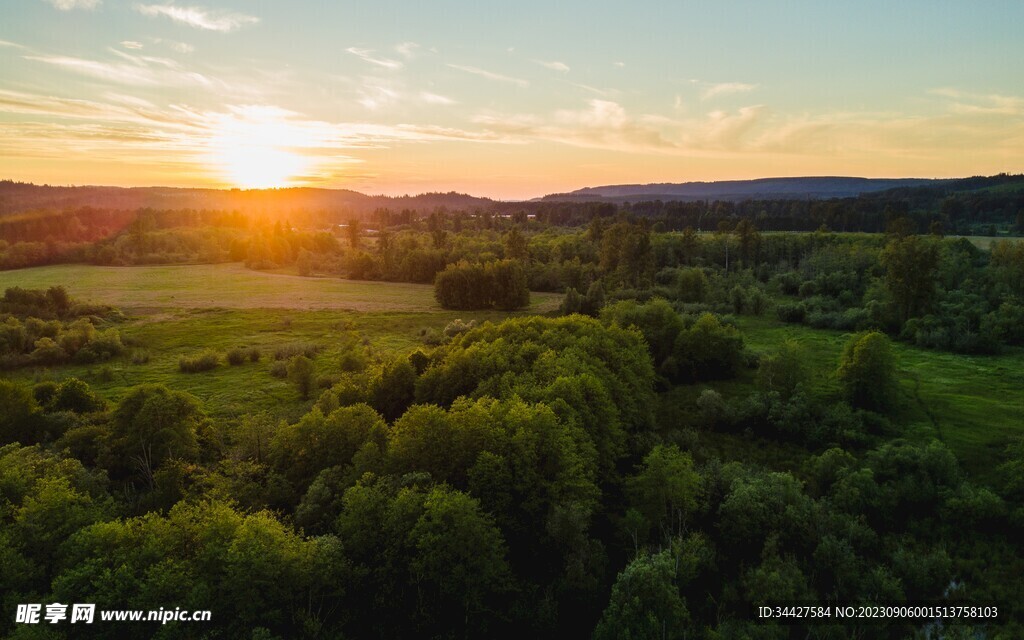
[2,1,1023,199]
[1,173,995,202]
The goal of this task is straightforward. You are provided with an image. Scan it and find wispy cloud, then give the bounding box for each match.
[24,51,214,88]
[44,0,101,10]
[346,47,403,70]
[535,59,569,73]
[0,39,26,49]
[396,42,420,59]
[473,99,675,153]
[420,92,456,105]
[120,41,144,50]
[700,82,757,101]
[447,64,528,87]
[930,87,1024,116]
[136,4,259,32]
[612,61,625,68]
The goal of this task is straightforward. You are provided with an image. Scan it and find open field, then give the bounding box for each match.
[0,263,562,313]
[1,263,561,422]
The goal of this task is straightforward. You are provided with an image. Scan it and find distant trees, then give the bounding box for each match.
[434,259,529,310]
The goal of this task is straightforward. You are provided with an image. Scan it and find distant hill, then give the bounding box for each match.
[541,176,959,202]
[0,182,496,217]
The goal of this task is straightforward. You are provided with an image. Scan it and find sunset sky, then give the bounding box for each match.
[1,0,1022,199]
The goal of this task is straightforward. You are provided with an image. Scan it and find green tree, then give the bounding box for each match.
[287,355,316,400]
[593,549,691,640]
[626,445,700,544]
[503,226,529,261]
[880,235,940,323]
[836,331,897,411]
[756,339,809,399]
[0,380,42,445]
[107,384,204,488]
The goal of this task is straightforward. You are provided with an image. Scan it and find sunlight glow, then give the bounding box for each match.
[207,106,315,189]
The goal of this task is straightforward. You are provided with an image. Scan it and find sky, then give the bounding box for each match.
[1,0,1022,199]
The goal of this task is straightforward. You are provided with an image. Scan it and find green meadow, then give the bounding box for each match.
[1,263,561,423]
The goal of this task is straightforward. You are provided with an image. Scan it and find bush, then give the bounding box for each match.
[226,348,247,366]
[273,343,323,361]
[776,302,806,324]
[179,349,220,373]
[130,349,150,365]
[248,347,261,362]
[269,360,288,378]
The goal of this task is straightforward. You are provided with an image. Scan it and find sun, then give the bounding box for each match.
[207,106,314,189]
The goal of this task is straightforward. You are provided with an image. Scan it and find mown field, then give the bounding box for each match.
[0,262,560,312]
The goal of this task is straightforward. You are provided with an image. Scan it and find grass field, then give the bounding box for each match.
[0,263,562,313]
[1,263,561,422]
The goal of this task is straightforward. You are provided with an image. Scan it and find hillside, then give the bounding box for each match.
[0,181,496,217]
[543,176,959,202]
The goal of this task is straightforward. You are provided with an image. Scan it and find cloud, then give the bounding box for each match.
[420,92,456,105]
[700,82,757,101]
[396,42,420,59]
[121,41,144,50]
[613,61,625,68]
[473,99,675,153]
[136,4,259,32]
[0,39,26,49]
[44,0,100,9]
[930,87,1024,116]
[447,64,528,87]
[535,59,570,73]
[24,51,214,88]
[346,47,403,70]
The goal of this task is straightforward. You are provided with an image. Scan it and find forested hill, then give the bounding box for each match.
[0,181,495,216]
[544,176,970,202]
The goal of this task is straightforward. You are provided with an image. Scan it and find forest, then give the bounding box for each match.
[0,179,1022,639]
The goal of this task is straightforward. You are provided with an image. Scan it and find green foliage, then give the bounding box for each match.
[756,339,809,399]
[286,355,316,400]
[837,331,897,411]
[601,298,685,369]
[270,404,386,491]
[433,259,530,310]
[593,548,691,640]
[0,380,42,445]
[880,235,940,322]
[53,500,346,638]
[664,313,745,383]
[625,445,700,545]
[178,348,220,373]
[105,384,205,487]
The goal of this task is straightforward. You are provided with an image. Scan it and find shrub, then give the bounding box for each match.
[273,343,323,361]
[247,347,261,362]
[226,348,247,366]
[269,360,288,378]
[179,349,220,373]
[130,349,150,365]
[776,302,806,324]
